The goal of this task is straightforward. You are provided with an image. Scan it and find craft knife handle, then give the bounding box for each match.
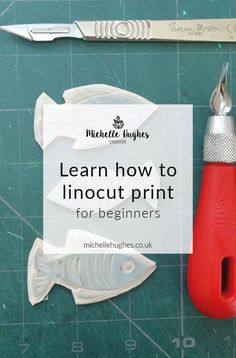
[188,162,236,319]
[75,19,236,42]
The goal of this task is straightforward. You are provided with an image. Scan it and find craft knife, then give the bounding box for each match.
[1,19,236,42]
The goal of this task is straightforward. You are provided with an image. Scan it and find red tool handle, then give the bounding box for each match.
[188,163,236,319]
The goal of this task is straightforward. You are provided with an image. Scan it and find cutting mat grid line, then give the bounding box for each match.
[0,0,236,357]
[1,51,236,56]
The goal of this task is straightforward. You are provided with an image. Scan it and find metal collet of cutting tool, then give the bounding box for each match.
[1,19,236,42]
[187,63,236,319]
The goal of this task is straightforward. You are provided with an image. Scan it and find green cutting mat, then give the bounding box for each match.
[0,0,236,357]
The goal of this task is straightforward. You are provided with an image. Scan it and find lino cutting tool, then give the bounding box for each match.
[1,19,236,42]
[187,63,236,319]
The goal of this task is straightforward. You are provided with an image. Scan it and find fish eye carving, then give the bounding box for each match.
[122,259,136,274]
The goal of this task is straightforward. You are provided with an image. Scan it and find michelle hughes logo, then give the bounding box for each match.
[112,116,124,129]
[85,114,149,143]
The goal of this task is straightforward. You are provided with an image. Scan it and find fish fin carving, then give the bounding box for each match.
[63,84,118,104]
[72,288,121,305]
[28,238,56,305]
[63,84,152,104]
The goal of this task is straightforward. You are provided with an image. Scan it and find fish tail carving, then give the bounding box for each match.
[28,238,55,305]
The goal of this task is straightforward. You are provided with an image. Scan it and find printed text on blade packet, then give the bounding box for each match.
[60,161,177,202]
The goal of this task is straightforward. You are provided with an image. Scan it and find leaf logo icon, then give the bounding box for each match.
[112,116,124,129]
